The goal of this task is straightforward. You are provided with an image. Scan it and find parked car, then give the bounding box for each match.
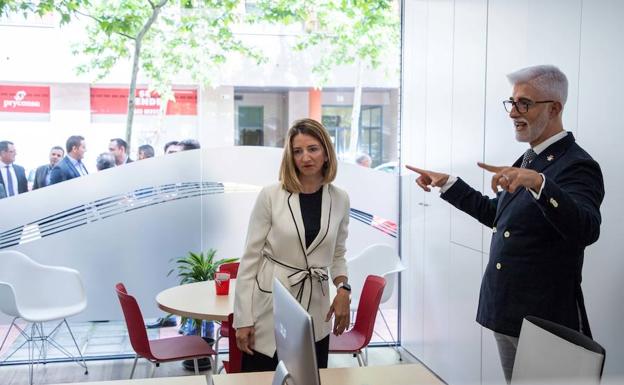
[373,161,399,174]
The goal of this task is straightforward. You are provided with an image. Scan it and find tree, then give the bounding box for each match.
[74,0,265,146]
[0,0,89,24]
[255,0,400,159]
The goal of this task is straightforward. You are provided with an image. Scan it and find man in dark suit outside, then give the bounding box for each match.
[49,135,88,185]
[0,140,28,198]
[406,65,604,383]
[137,144,154,160]
[109,138,133,166]
[32,145,65,190]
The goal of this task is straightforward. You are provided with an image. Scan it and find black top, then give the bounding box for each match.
[299,187,323,248]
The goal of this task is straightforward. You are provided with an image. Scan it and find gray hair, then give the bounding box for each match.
[96,152,116,171]
[355,153,372,165]
[506,65,568,105]
[138,144,155,158]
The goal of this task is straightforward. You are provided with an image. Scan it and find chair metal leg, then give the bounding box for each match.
[214,334,222,369]
[0,318,17,355]
[209,356,217,374]
[129,355,139,379]
[193,358,199,374]
[150,361,157,377]
[0,321,31,364]
[356,351,364,367]
[28,323,35,385]
[31,322,47,366]
[378,309,402,361]
[63,319,89,373]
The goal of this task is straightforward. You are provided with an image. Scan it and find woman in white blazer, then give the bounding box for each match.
[233,118,351,372]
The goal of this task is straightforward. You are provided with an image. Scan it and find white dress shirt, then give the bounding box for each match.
[0,161,18,196]
[68,155,88,176]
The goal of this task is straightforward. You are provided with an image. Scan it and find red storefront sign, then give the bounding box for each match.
[90,88,197,116]
[0,85,50,113]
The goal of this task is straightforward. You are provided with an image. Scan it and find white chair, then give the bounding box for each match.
[511,316,605,385]
[346,244,406,359]
[0,250,88,385]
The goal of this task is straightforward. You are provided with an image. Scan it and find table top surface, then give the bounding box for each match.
[50,375,207,385]
[156,280,236,322]
[211,364,443,385]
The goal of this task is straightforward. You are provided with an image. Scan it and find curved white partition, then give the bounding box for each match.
[0,147,398,320]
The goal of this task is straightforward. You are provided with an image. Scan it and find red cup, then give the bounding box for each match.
[215,272,230,295]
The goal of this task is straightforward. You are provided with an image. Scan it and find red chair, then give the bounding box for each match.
[218,262,239,279]
[329,275,386,366]
[215,262,239,367]
[115,283,217,377]
[219,313,242,373]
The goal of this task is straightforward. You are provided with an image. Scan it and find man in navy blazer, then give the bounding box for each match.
[108,138,133,166]
[49,135,88,185]
[407,65,604,383]
[0,141,28,198]
[33,145,65,189]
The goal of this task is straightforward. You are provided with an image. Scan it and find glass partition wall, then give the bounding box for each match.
[0,1,402,364]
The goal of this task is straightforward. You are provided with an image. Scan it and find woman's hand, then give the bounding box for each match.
[236,326,255,354]
[326,289,351,335]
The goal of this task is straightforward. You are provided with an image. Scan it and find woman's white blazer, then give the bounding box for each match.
[233,182,350,357]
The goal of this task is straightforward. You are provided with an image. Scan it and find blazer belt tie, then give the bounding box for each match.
[288,268,329,311]
[263,255,329,311]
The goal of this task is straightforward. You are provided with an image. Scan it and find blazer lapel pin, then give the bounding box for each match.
[547,155,555,161]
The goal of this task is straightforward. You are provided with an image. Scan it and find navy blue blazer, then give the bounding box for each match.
[49,156,86,185]
[441,133,604,338]
[0,164,28,197]
[32,164,51,190]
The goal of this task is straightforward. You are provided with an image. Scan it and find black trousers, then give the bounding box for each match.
[241,334,330,373]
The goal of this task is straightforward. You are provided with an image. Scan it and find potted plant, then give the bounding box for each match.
[167,249,238,371]
[168,249,239,337]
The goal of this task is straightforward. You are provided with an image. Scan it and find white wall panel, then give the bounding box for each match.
[402,0,624,383]
[449,0,488,252]
[447,244,482,385]
[400,175,426,358]
[576,0,624,378]
[400,0,428,359]
[422,0,454,377]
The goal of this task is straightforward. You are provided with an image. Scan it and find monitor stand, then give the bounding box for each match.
[272,360,292,385]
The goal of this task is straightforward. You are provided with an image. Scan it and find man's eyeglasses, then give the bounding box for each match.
[503,98,554,114]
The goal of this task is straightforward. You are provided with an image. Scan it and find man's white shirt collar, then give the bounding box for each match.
[533,131,568,155]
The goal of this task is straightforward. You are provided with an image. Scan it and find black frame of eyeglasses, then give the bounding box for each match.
[502,99,554,113]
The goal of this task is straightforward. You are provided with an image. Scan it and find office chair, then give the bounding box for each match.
[0,250,88,385]
[329,275,386,366]
[219,313,242,373]
[511,316,605,385]
[347,244,405,358]
[115,283,217,377]
[214,261,239,368]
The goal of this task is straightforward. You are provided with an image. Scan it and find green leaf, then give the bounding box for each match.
[169,249,238,284]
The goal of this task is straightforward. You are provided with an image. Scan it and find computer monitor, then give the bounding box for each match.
[272,278,322,385]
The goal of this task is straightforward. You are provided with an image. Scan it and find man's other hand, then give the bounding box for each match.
[405,165,450,192]
[478,162,543,193]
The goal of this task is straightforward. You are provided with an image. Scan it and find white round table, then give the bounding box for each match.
[156,279,236,322]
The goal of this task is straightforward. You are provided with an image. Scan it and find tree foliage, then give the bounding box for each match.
[254,0,400,85]
[254,0,400,156]
[73,0,266,143]
[0,0,89,24]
